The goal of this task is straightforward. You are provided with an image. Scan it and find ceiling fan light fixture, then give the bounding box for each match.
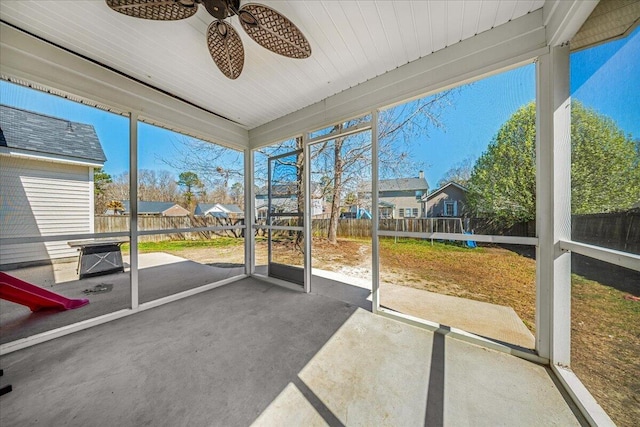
[238,9,258,27]
[202,0,239,20]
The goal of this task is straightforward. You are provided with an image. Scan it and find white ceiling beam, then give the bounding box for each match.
[0,23,249,150]
[249,9,548,149]
[543,0,599,47]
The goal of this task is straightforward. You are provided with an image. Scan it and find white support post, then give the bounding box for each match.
[129,112,139,309]
[244,148,255,276]
[535,46,571,365]
[371,110,380,313]
[303,133,312,293]
[89,167,95,234]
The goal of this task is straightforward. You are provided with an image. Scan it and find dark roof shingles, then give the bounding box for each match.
[122,200,181,214]
[0,105,106,163]
[358,177,428,193]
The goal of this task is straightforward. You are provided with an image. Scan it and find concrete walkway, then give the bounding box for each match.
[311,268,535,348]
[0,278,582,426]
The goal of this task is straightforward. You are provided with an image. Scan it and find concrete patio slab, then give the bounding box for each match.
[0,278,582,427]
[310,268,535,349]
[380,283,535,349]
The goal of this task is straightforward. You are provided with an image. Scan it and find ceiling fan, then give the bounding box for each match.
[105,0,312,79]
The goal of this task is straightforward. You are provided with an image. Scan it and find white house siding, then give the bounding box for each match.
[0,156,93,266]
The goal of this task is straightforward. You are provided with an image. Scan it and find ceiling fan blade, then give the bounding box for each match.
[238,3,311,59]
[207,20,245,79]
[105,0,198,21]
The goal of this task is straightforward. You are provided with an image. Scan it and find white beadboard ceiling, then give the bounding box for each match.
[0,1,544,129]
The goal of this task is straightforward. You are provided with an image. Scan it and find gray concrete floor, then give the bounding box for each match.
[0,277,583,426]
[3,256,532,350]
[0,253,244,344]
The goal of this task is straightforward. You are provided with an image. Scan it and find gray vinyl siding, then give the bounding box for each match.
[426,186,468,217]
[0,156,92,265]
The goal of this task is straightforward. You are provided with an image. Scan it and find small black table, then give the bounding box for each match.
[68,239,127,279]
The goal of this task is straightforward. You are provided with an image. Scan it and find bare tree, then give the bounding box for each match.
[138,169,180,202]
[161,136,243,203]
[104,172,129,203]
[103,169,180,204]
[312,90,455,244]
[436,157,475,189]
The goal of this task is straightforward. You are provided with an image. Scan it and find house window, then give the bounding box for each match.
[444,201,457,217]
[401,208,419,218]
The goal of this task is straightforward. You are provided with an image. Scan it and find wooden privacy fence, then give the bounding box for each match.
[97,210,639,253]
[95,215,245,242]
[572,210,640,254]
[470,210,640,254]
[311,218,464,238]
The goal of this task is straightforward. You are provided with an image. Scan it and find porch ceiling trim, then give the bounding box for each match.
[544,0,599,47]
[249,9,548,149]
[0,22,249,151]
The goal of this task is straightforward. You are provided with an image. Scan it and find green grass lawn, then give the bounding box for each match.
[120,237,242,254]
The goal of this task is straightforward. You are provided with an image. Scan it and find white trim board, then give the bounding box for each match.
[0,147,104,168]
[249,10,548,148]
[560,239,640,272]
[0,23,248,151]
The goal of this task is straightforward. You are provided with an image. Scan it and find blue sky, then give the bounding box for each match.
[1,26,638,187]
[570,25,640,138]
[413,64,536,186]
[417,25,639,188]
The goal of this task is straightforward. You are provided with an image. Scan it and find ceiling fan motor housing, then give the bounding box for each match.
[200,0,240,20]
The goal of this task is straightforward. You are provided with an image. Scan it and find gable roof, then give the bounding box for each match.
[218,204,243,214]
[122,200,185,215]
[423,181,468,201]
[194,203,216,215]
[0,104,106,163]
[194,203,243,215]
[358,177,429,193]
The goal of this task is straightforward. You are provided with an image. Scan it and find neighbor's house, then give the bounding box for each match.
[0,105,106,267]
[194,203,244,219]
[116,200,190,216]
[358,172,429,219]
[422,181,469,218]
[255,183,325,220]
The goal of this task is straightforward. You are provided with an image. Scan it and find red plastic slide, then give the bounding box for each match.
[0,272,89,312]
